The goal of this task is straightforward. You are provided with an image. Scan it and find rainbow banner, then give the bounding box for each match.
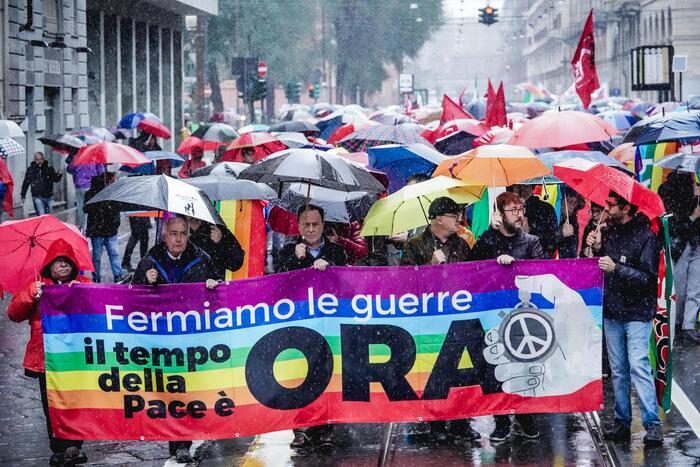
[42,259,603,440]
[215,200,266,280]
[635,142,678,191]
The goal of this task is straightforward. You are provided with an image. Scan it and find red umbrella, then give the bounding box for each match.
[0,215,94,294]
[427,119,489,144]
[178,136,204,155]
[327,120,378,145]
[508,111,617,149]
[553,158,665,219]
[222,132,286,162]
[137,119,172,139]
[74,142,150,166]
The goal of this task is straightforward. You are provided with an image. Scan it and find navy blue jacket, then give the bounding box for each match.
[132,241,218,285]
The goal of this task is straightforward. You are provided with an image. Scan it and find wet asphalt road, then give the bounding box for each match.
[1,210,699,466]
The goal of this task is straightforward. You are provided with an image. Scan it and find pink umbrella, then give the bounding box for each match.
[508,111,617,149]
[73,142,150,166]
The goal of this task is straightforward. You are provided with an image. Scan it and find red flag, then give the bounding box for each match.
[486,79,496,102]
[485,82,507,128]
[571,9,600,109]
[440,95,474,125]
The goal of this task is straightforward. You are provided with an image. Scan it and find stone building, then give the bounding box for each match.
[0,0,217,217]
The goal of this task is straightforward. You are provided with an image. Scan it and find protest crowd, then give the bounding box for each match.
[2,27,700,467]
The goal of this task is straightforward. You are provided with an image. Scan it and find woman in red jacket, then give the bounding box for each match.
[8,238,92,466]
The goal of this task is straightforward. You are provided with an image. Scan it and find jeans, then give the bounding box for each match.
[604,319,661,428]
[33,196,53,215]
[674,244,700,331]
[91,235,123,283]
[75,188,88,232]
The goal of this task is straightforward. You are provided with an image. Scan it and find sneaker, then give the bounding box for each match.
[489,424,511,442]
[290,431,313,450]
[517,420,540,439]
[407,421,431,436]
[175,447,192,464]
[315,431,334,452]
[603,421,631,442]
[63,447,88,466]
[643,424,664,446]
[449,419,482,441]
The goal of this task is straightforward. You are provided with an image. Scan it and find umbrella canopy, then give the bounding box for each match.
[367,143,448,193]
[434,131,479,155]
[73,142,150,166]
[227,132,281,149]
[118,112,161,129]
[508,111,617,149]
[629,102,655,118]
[429,119,489,143]
[39,134,87,153]
[85,174,225,225]
[553,158,665,219]
[316,109,368,140]
[0,137,26,159]
[653,152,700,173]
[192,123,239,149]
[327,120,378,145]
[649,102,680,116]
[609,142,636,164]
[0,215,93,294]
[598,110,640,131]
[183,176,276,201]
[464,100,487,120]
[0,120,24,138]
[137,119,172,139]
[238,123,270,134]
[360,176,484,236]
[338,124,432,152]
[273,132,314,148]
[433,144,550,187]
[71,126,116,143]
[191,161,249,178]
[369,112,417,125]
[238,147,386,194]
[144,150,185,166]
[271,183,375,224]
[473,127,515,147]
[269,120,320,134]
[177,136,204,155]
[628,111,700,145]
[536,150,631,173]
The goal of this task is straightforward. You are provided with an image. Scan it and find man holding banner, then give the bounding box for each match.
[585,191,664,446]
[131,216,220,463]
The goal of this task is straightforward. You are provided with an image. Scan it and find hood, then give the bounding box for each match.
[40,238,80,281]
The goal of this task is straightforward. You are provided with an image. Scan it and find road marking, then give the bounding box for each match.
[672,378,700,439]
[162,440,204,467]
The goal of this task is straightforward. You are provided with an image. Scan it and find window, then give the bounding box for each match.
[43,0,60,35]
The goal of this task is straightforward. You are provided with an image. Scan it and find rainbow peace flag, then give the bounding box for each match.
[635,142,678,191]
[215,200,266,280]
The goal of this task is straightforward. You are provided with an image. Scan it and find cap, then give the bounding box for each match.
[428,197,461,219]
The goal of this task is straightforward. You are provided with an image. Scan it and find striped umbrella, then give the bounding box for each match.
[338,124,432,152]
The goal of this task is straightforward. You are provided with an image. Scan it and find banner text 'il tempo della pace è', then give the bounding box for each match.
[42,259,603,440]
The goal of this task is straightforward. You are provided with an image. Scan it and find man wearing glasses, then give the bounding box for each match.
[471,191,544,441]
[402,197,481,443]
[584,191,663,446]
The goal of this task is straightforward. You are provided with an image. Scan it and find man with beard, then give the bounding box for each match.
[471,191,544,441]
[584,191,663,446]
[511,184,557,258]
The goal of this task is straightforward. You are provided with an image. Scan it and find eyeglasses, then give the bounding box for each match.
[605,201,618,208]
[441,213,462,221]
[503,208,525,215]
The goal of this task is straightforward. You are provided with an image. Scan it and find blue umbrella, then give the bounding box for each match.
[367,143,448,193]
[145,150,185,167]
[464,100,486,120]
[118,112,161,129]
[598,110,640,131]
[632,111,700,145]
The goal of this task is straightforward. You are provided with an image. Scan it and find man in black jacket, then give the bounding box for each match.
[472,191,544,442]
[131,216,219,463]
[512,184,557,258]
[554,188,585,258]
[186,217,245,279]
[585,191,663,446]
[21,151,62,215]
[84,173,123,283]
[275,204,346,452]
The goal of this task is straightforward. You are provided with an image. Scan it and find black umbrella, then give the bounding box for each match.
[39,134,87,152]
[85,174,224,225]
[434,131,477,155]
[183,176,276,201]
[269,120,320,134]
[237,148,385,194]
[272,183,376,223]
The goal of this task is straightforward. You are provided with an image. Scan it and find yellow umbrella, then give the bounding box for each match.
[432,144,551,187]
[360,176,484,236]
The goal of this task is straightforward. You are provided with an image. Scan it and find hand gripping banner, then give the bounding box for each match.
[41,259,604,440]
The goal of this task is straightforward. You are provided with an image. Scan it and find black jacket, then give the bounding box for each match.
[189,223,245,280]
[524,195,557,258]
[132,241,218,285]
[84,176,121,238]
[401,227,471,266]
[554,215,579,259]
[471,228,545,261]
[596,218,660,322]
[667,214,700,263]
[276,236,348,272]
[21,161,62,198]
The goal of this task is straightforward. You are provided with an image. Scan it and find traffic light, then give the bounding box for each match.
[237,75,266,102]
[311,83,320,99]
[478,5,498,26]
[284,80,302,104]
[308,84,315,98]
